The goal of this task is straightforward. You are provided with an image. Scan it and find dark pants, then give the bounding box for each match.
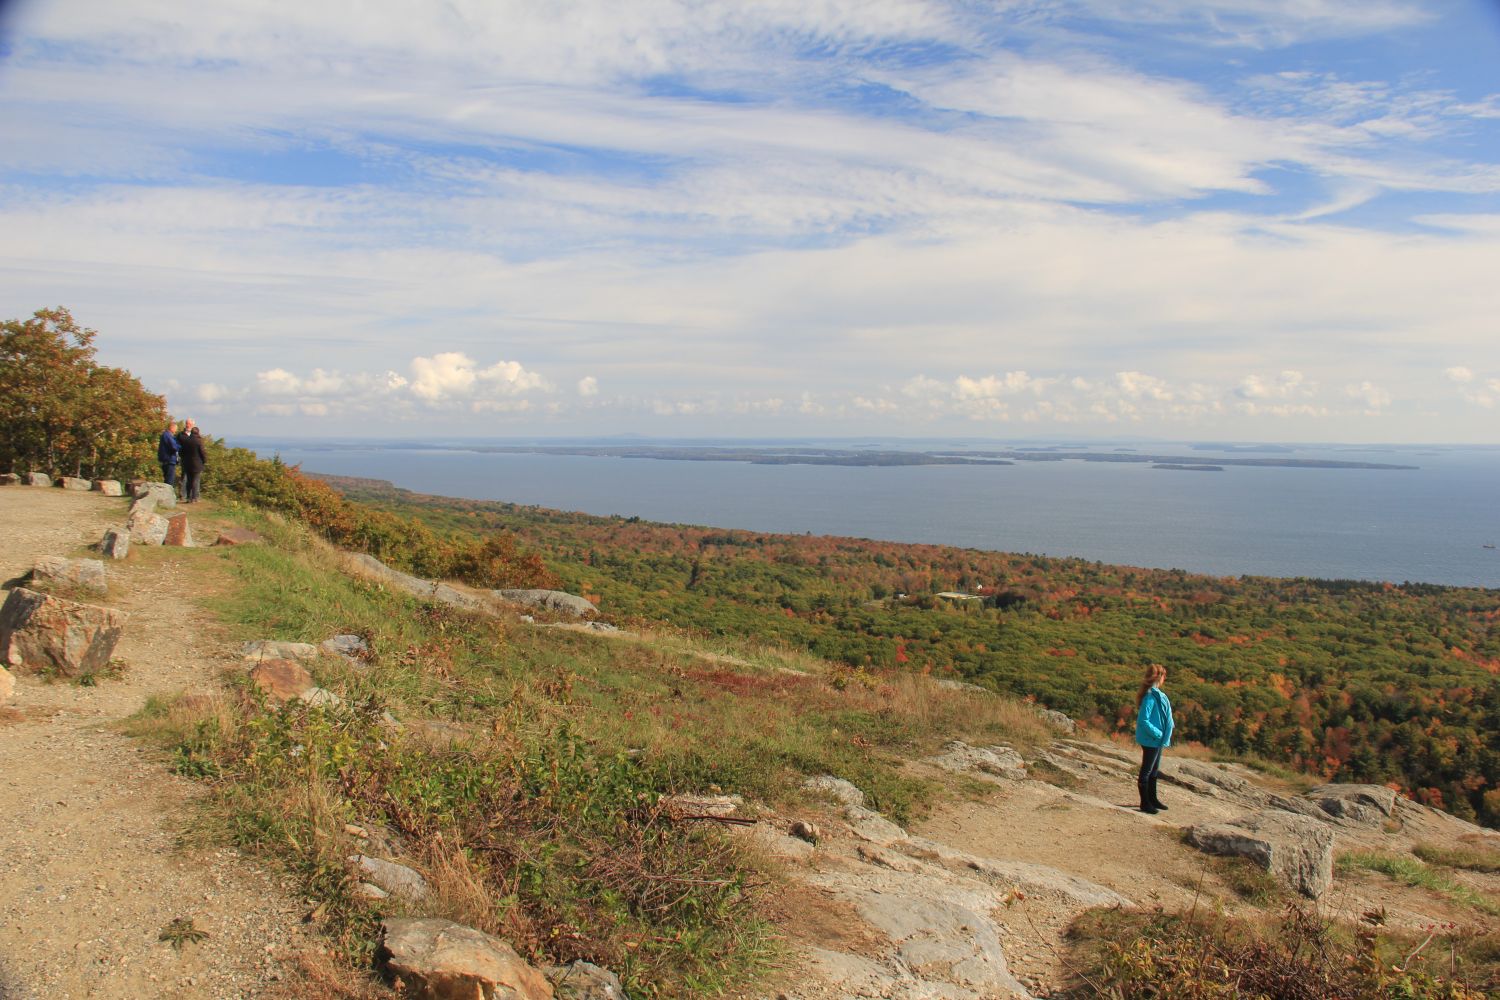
[160,463,177,489]
[184,469,202,502]
[1139,745,1164,810]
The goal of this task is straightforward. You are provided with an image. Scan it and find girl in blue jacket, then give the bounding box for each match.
[1134,663,1173,814]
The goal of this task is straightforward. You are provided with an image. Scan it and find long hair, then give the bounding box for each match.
[1136,663,1167,707]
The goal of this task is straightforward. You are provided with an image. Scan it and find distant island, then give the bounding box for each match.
[1153,463,1225,472]
[418,443,1417,471]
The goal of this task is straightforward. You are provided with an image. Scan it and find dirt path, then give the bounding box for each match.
[0,486,303,999]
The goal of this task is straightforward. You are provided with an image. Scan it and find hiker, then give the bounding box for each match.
[1134,663,1173,814]
[157,420,181,489]
[180,425,207,503]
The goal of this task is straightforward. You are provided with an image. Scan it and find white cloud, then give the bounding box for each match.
[410,353,478,402]
[1445,366,1473,383]
[577,375,599,397]
[195,382,228,403]
[1345,380,1392,411]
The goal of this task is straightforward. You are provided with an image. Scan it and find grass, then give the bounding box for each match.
[126,505,1061,998]
[1063,904,1498,999]
[1337,851,1500,917]
[1414,841,1500,875]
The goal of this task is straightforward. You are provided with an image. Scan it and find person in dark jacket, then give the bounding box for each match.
[180,426,208,503]
[1134,663,1174,814]
[157,421,181,489]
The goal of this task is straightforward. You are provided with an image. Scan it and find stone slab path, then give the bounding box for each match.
[0,486,303,999]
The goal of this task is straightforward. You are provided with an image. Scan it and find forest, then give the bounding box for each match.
[321,475,1500,828]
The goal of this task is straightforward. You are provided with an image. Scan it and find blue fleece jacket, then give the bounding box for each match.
[1135,686,1173,748]
[158,429,181,465]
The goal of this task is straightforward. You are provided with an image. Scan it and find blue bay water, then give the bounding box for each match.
[250,443,1500,589]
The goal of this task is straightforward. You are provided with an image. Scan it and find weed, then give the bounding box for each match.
[159,917,210,950]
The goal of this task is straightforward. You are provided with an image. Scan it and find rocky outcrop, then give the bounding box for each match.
[1186,810,1335,898]
[493,589,598,618]
[0,664,14,705]
[100,527,131,560]
[380,918,553,1000]
[58,476,91,491]
[546,960,628,1000]
[26,473,52,487]
[347,553,492,614]
[352,855,430,902]
[803,775,906,846]
[92,479,123,496]
[1306,783,1398,817]
[0,473,20,486]
[927,741,1027,782]
[32,556,108,595]
[0,587,127,678]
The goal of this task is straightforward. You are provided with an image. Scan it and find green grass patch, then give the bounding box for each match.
[1338,851,1500,917]
[1414,842,1500,875]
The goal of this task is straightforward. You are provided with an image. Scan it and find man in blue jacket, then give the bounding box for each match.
[158,420,181,491]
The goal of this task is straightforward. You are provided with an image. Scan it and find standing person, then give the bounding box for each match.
[1134,663,1173,814]
[157,420,181,489]
[176,417,195,453]
[180,426,207,503]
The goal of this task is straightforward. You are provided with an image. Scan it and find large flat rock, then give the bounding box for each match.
[380,918,553,1000]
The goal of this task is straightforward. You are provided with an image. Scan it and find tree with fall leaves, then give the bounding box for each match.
[0,307,167,480]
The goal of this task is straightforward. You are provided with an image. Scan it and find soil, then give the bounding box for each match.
[0,486,305,999]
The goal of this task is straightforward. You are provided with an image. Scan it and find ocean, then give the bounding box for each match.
[245,440,1500,589]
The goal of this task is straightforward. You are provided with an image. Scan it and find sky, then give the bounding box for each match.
[2,0,1499,443]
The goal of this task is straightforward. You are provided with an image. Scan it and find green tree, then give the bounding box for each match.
[0,307,166,478]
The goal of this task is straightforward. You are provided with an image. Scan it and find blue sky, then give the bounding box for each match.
[2,0,1498,442]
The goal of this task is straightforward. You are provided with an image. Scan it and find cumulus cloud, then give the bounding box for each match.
[577,376,599,397]
[1445,366,1473,383]
[408,352,550,404]
[1345,381,1392,411]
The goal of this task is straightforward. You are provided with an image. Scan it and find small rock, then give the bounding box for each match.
[321,634,369,661]
[100,527,131,560]
[354,856,431,902]
[353,882,389,901]
[131,481,176,508]
[380,918,552,1000]
[663,793,743,818]
[92,479,123,496]
[789,820,821,844]
[214,527,264,546]
[26,472,52,487]
[241,640,319,661]
[58,476,91,491]
[32,556,108,595]
[0,665,14,705]
[0,473,20,486]
[546,959,628,1000]
[162,513,193,547]
[300,686,345,710]
[248,658,315,703]
[126,508,169,546]
[0,587,127,679]
[344,823,369,838]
